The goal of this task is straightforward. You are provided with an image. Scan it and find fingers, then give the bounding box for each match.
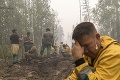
[71,40,84,61]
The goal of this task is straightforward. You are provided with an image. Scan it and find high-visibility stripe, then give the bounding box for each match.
[77,67,92,80]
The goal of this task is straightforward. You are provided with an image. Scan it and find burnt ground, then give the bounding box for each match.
[0,54,75,80]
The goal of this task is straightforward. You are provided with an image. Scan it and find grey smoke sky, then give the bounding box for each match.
[50,0,98,43]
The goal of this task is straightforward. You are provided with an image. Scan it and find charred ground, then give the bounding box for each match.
[0,54,74,80]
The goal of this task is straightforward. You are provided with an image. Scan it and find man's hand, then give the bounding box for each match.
[72,40,84,61]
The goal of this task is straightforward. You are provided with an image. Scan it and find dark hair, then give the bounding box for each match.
[72,22,96,40]
[61,42,63,44]
[63,44,66,48]
[46,28,50,31]
[29,42,34,44]
[12,29,17,33]
[27,32,30,35]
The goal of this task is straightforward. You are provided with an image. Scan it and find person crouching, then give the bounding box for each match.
[24,42,38,62]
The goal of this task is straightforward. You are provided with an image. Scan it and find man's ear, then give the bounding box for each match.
[96,33,100,40]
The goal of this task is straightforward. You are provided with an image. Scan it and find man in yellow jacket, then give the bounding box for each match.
[66,22,120,80]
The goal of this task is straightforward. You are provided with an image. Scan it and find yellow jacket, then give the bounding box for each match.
[51,46,55,54]
[66,36,120,80]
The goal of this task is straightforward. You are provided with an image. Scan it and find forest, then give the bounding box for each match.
[0,0,120,80]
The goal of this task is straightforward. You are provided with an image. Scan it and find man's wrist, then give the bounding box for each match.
[75,58,85,67]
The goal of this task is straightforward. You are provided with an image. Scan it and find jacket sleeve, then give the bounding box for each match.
[66,53,120,80]
[29,46,35,53]
[65,62,90,80]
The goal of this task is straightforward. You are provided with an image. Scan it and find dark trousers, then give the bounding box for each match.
[25,53,37,62]
[40,44,51,57]
[13,54,18,64]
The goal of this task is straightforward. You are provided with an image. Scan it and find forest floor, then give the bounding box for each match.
[0,53,74,80]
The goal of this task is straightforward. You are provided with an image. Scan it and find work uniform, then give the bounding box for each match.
[66,36,120,80]
[25,45,38,61]
[10,33,20,64]
[40,31,54,57]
